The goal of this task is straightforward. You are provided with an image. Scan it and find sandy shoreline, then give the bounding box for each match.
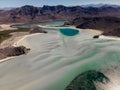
[0,33,28,62]
[0,23,45,62]
[68,26,120,41]
[0,32,43,63]
[0,23,29,48]
[0,24,17,31]
[38,25,103,34]
[0,23,120,90]
[13,33,43,47]
[0,23,29,62]
[99,35,120,40]
[0,32,29,48]
[0,24,120,63]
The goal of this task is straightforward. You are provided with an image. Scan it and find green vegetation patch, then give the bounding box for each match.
[0,28,30,43]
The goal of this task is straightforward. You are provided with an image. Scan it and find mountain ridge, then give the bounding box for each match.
[1,4,120,23]
[81,3,120,8]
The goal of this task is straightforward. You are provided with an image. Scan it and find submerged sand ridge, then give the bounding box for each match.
[0,24,120,90]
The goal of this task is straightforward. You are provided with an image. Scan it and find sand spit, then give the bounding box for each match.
[0,24,17,31]
[99,35,120,40]
[14,33,43,47]
[0,32,29,48]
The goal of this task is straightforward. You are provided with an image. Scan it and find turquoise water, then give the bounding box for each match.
[11,20,67,28]
[60,28,79,36]
[0,21,120,90]
[39,20,68,27]
[24,30,120,90]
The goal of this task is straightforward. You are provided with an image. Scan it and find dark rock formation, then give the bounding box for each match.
[103,28,120,37]
[93,35,99,39]
[65,70,109,90]
[30,27,47,33]
[0,46,30,59]
[63,22,71,26]
[70,16,120,36]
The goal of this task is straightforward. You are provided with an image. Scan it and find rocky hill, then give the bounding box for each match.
[69,16,120,36]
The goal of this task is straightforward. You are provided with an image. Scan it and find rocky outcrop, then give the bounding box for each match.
[93,35,99,39]
[30,27,48,33]
[0,46,30,59]
[70,16,120,36]
[103,28,120,37]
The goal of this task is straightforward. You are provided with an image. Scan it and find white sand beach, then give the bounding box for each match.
[99,35,120,40]
[0,32,29,48]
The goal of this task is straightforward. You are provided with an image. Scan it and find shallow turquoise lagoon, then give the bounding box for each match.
[0,21,120,90]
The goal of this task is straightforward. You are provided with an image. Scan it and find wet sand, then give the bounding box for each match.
[0,24,119,62]
[0,26,120,90]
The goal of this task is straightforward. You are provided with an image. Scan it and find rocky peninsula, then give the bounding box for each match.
[0,46,30,60]
[67,16,120,37]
